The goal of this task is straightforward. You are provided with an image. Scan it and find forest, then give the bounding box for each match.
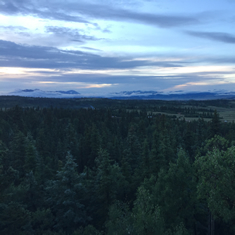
[0,97,235,234]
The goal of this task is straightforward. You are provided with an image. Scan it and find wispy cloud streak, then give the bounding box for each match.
[0,0,200,28]
[186,31,235,44]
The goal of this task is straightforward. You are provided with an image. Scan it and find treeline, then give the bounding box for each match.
[0,96,234,111]
[0,106,235,234]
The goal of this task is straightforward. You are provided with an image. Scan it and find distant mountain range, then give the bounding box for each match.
[110,90,235,100]
[4,89,235,100]
[8,89,81,98]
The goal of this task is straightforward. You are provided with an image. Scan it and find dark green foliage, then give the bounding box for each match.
[46,153,88,234]
[74,225,103,235]
[30,208,54,234]
[106,186,165,235]
[210,110,221,137]
[132,186,165,235]
[0,201,31,235]
[0,100,234,234]
[9,131,27,180]
[94,149,125,226]
[106,201,133,235]
[153,149,196,231]
[195,145,235,233]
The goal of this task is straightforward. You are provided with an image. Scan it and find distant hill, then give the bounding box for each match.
[3,89,235,100]
[109,90,235,100]
[8,89,81,98]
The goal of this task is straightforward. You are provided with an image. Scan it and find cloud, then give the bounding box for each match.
[111,10,198,28]
[1,39,234,88]
[70,2,199,28]
[0,26,28,31]
[0,0,200,28]
[186,31,235,44]
[102,28,111,33]
[80,46,103,51]
[32,74,183,91]
[0,39,182,70]
[46,26,100,42]
[0,0,89,23]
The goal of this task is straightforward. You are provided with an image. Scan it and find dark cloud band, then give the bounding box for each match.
[186,31,235,44]
[0,39,181,70]
[0,0,200,28]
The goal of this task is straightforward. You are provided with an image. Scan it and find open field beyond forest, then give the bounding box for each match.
[151,105,235,122]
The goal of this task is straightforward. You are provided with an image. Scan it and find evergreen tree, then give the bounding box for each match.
[106,201,133,235]
[132,186,165,235]
[0,201,31,235]
[106,187,165,235]
[9,131,27,180]
[210,110,221,137]
[95,149,125,225]
[153,149,196,232]
[24,134,38,174]
[195,144,235,234]
[46,153,88,234]
[141,139,150,179]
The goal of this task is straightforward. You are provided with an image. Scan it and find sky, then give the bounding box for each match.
[0,0,235,96]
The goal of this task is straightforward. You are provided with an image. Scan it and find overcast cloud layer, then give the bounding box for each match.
[0,0,235,96]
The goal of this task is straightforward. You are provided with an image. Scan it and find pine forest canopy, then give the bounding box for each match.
[1,97,235,234]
